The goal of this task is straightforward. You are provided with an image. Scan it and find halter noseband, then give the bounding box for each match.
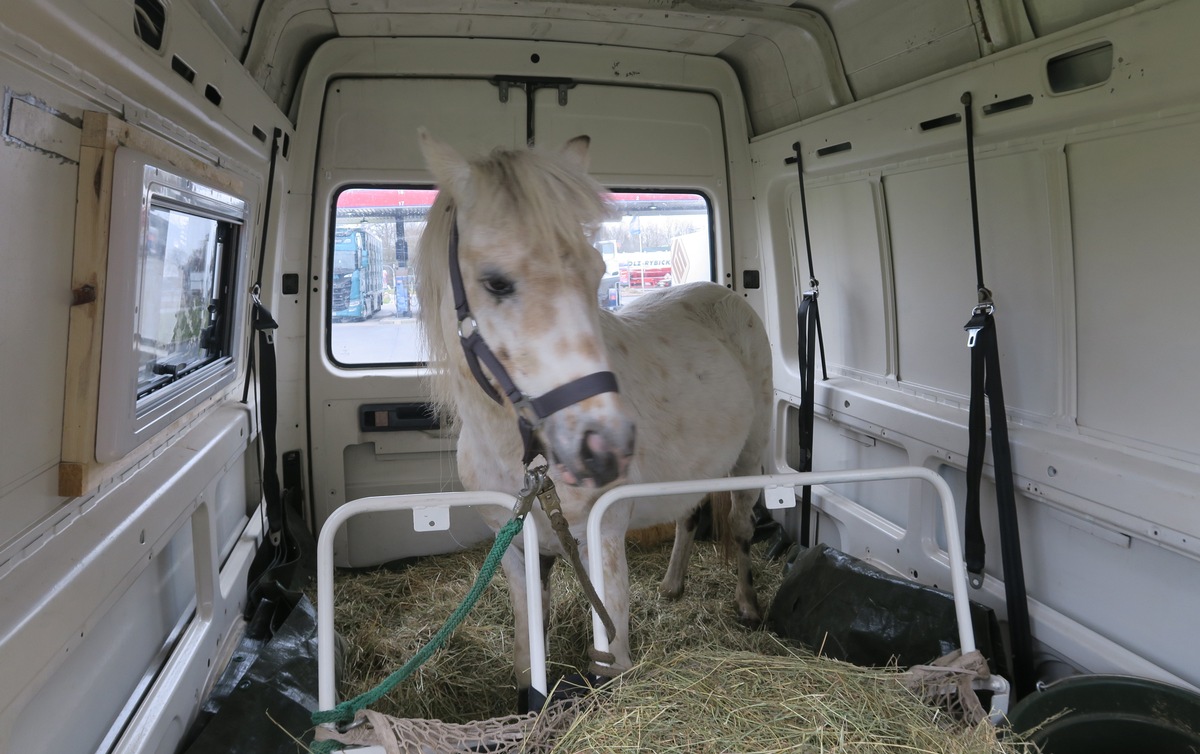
[448,214,620,466]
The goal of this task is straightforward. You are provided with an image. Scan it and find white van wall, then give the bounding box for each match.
[748,0,1200,690]
[0,1,289,752]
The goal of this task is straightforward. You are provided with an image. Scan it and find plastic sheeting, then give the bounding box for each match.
[181,596,323,754]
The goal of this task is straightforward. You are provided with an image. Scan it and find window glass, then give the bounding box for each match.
[598,192,712,311]
[330,188,434,367]
[135,206,225,398]
[329,188,711,366]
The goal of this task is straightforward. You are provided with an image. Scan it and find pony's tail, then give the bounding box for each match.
[708,490,737,563]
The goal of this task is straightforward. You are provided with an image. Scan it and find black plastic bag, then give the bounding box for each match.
[767,543,1009,677]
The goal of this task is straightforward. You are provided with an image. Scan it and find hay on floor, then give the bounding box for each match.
[326,537,788,723]
[321,538,1029,753]
[552,647,1030,754]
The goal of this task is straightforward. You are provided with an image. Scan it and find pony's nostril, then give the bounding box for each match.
[580,430,619,485]
[585,431,609,457]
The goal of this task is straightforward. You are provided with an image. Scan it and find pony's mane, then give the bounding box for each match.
[414,143,612,422]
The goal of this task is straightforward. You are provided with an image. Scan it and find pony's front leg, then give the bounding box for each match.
[499,545,538,711]
[585,530,633,676]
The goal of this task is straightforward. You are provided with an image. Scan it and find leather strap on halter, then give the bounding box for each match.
[447,215,620,466]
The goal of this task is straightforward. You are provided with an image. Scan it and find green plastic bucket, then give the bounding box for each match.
[1007,675,1200,754]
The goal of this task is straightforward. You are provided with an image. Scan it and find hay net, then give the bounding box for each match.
[314,648,1002,754]
[313,699,579,754]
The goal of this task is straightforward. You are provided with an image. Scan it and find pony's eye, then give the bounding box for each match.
[482,275,516,299]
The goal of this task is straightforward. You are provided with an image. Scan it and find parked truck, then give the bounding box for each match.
[331,228,385,321]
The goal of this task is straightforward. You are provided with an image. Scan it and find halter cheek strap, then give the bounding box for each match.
[448,215,620,466]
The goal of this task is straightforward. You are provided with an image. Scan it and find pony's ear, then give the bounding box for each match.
[417,128,472,201]
[560,135,591,172]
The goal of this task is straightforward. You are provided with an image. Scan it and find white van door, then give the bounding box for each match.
[310,77,729,566]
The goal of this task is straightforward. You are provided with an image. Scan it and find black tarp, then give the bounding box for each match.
[180,596,323,754]
[767,543,1009,677]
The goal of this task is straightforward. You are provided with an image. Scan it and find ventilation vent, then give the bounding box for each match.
[204,84,222,107]
[982,93,1034,116]
[816,141,852,157]
[252,125,267,142]
[171,56,195,84]
[133,0,165,50]
[919,113,962,132]
[1047,41,1114,93]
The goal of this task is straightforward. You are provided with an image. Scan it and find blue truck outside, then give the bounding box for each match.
[332,228,385,321]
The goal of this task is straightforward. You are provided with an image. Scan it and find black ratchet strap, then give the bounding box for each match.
[786,142,828,547]
[960,92,1035,699]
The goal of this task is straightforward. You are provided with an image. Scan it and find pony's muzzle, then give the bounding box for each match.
[544,413,635,488]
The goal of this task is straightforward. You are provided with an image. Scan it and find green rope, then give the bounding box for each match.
[308,514,525,750]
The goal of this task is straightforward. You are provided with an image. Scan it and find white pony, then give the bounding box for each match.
[414,130,772,703]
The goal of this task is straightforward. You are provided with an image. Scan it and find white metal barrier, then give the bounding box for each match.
[585,467,977,669]
[585,465,1010,720]
[316,465,1010,735]
[316,491,547,713]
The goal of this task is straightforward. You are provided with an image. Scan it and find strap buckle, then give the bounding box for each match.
[964,302,994,348]
[250,284,278,343]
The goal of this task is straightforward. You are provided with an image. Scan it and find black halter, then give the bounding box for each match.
[448,214,620,466]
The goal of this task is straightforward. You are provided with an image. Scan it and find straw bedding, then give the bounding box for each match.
[323,536,1031,753]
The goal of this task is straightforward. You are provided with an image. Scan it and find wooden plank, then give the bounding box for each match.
[58,112,247,497]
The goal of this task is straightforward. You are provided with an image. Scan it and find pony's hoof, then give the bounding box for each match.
[735,602,763,629]
[736,612,763,629]
[658,583,684,600]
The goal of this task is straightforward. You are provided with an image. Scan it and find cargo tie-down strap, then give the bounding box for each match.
[240,129,316,639]
[785,142,828,548]
[958,91,1035,699]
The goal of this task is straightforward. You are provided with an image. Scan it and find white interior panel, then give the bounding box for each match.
[534,85,725,180]
[8,520,196,754]
[322,78,526,171]
[1069,121,1200,458]
[885,152,1059,418]
[812,419,910,528]
[792,179,888,377]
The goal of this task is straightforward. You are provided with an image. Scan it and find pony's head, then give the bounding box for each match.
[416,129,635,487]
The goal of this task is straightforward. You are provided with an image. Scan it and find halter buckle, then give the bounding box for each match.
[457,316,479,340]
[510,395,542,428]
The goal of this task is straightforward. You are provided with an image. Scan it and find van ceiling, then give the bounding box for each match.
[189,0,1144,135]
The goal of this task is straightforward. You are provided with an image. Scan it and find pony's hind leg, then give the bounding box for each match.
[658,502,704,599]
[728,486,763,626]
